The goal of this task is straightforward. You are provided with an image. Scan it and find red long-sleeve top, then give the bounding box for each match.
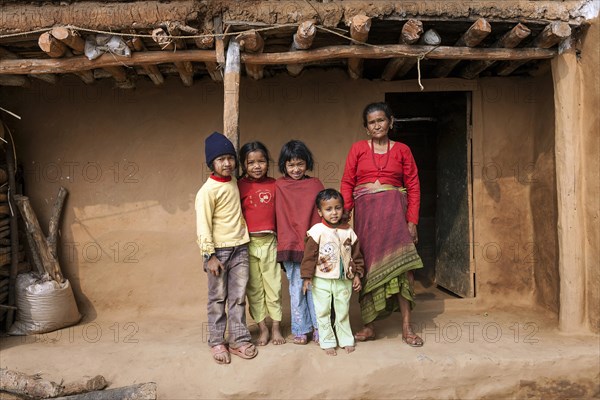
[238,176,276,233]
[340,140,421,225]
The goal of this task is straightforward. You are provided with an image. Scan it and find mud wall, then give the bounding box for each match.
[0,71,558,320]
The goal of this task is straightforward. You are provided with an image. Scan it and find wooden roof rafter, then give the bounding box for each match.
[0,1,585,88]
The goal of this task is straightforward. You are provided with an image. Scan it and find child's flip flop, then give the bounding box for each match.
[230,342,258,359]
[210,344,231,364]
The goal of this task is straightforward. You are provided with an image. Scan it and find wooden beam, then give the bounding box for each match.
[130,36,164,85]
[238,30,264,80]
[347,14,371,79]
[381,19,423,81]
[0,45,558,76]
[38,32,67,58]
[459,23,531,79]
[102,66,134,89]
[497,21,571,76]
[0,75,29,86]
[194,20,221,82]
[287,20,317,77]
[214,16,226,65]
[38,32,94,84]
[152,28,194,87]
[432,18,491,78]
[223,40,240,150]
[0,46,57,83]
[0,1,586,34]
[51,27,85,54]
[152,27,194,86]
[394,29,441,78]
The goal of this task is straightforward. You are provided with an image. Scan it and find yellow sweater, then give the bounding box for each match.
[195,176,250,256]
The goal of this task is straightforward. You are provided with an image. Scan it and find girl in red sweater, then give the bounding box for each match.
[276,140,324,345]
[238,142,285,346]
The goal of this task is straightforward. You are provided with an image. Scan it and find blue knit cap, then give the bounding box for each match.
[205,132,236,167]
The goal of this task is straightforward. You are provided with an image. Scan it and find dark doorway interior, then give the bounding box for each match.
[386,92,473,299]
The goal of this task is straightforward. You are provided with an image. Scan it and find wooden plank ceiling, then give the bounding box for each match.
[0,1,585,89]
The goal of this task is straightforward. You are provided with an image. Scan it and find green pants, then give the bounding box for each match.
[311,276,354,349]
[247,234,282,323]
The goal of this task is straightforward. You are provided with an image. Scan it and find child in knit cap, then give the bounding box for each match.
[196,132,257,364]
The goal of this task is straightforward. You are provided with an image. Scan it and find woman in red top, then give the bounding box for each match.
[341,102,424,347]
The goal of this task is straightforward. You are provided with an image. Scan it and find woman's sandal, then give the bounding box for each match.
[402,333,424,347]
[293,334,308,345]
[354,327,375,342]
[230,342,258,359]
[210,344,231,364]
[312,328,319,344]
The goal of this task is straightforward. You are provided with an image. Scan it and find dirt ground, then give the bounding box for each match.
[1,294,598,399]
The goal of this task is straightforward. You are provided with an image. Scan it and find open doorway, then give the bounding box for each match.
[386,92,474,300]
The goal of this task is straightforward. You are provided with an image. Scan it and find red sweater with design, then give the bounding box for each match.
[238,176,276,233]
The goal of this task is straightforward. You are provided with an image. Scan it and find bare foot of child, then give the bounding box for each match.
[257,320,269,346]
[344,346,356,354]
[325,348,337,356]
[271,321,286,345]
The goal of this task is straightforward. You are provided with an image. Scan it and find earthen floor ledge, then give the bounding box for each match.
[0,306,598,399]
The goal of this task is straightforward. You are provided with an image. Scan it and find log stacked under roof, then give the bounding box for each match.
[0,14,577,87]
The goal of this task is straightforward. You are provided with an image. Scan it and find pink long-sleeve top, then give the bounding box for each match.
[340,140,421,225]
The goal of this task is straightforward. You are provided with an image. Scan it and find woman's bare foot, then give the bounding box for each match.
[344,346,356,354]
[324,348,337,356]
[354,323,375,341]
[271,321,286,345]
[256,320,269,346]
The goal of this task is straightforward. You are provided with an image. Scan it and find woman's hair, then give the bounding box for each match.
[315,188,344,209]
[238,141,270,176]
[362,102,394,128]
[278,140,314,175]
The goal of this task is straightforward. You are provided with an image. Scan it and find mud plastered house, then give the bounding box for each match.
[0,0,598,397]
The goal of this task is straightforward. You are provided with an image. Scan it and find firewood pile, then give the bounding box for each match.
[0,369,157,399]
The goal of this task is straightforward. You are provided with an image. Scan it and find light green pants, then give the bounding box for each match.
[311,276,354,349]
[247,234,282,323]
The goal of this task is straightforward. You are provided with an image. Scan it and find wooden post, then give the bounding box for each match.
[432,18,491,77]
[47,187,67,259]
[460,23,531,79]
[51,27,85,54]
[347,14,371,79]
[15,196,64,283]
[551,48,586,332]
[497,21,571,76]
[394,29,441,78]
[287,20,317,77]
[238,30,264,80]
[381,19,423,81]
[152,28,194,86]
[130,37,164,85]
[223,40,240,150]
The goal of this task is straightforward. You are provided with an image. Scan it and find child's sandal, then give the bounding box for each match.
[293,334,308,345]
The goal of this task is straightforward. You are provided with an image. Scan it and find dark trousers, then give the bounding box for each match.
[205,244,251,347]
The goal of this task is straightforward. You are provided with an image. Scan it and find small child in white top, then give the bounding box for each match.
[300,188,365,356]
